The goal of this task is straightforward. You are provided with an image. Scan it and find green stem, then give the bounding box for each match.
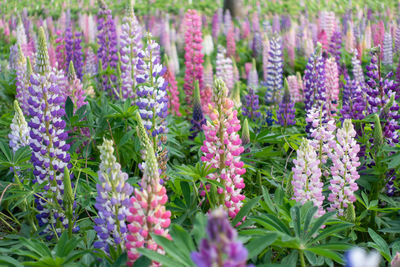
[299,250,306,267]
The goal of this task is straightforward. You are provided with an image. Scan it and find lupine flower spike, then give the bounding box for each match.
[9,100,30,153]
[277,80,296,127]
[190,81,206,139]
[191,208,252,267]
[126,113,171,266]
[93,139,133,253]
[28,27,75,238]
[201,78,246,221]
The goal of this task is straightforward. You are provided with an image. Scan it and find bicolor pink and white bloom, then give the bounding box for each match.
[126,114,171,266]
[200,79,246,221]
[287,74,303,102]
[327,119,360,216]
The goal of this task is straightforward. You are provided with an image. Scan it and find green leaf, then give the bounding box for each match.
[302,206,318,239]
[262,186,277,214]
[290,206,301,238]
[309,223,353,245]
[151,234,191,266]
[246,233,278,259]
[0,255,24,267]
[305,248,344,264]
[170,224,195,261]
[232,196,261,226]
[137,248,183,267]
[304,212,335,241]
[368,228,391,261]
[132,256,151,267]
[65,96,74,119]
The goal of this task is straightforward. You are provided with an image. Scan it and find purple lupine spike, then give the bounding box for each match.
[28,27,76,239]
[242,88,261,121]
[191,209,252,267]
[84,47,97,77]
[97,0,118,94]
[211,10,220,41]
[264,35,283,104]
[93,139,133,254]
[329,31,342,73]
[277,83,296,127]
[189,82,206,139]
[351,49,365,87]
[135,34,168,177]
[303,44,326,111]
[65,25,74,73]
[73,32,83,80]
[119,1,143,100]
[252,31,263,58]
[272,14,280,33]
[15,45,29,115]
[341,76,366,121]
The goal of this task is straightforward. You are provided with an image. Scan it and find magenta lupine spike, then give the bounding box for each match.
[200,79,246,221]
[226,25,236,58]
[126,114,171,266]
[55,30,66,70]
[241,18,250,40]
[325,57,339,117]
[164,64,181,117]
[292,138,325,217]
[372,20,385,48]
[216,45,234,92]
[28,27,75,238]
[119,2,142,100]
[327,120,360,216]
[317,30,329,51]
[183,9,204,107]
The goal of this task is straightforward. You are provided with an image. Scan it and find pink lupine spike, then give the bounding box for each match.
[325,57,339,117]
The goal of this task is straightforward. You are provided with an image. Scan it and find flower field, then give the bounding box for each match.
[0,0,400,266]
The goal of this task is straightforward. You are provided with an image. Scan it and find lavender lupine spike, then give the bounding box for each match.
[351,49,365,87]
[247,58,258,90]
[191,208,251,267]
[97,0,118,94]
[395,26,400,53]
[382,31,393,66]
[303,43,326,111]
[135,34,168,177]
[327,119,360,216]
[292,138,325,217]
[15,45,29,115]
[28,27,75,238]
[9,100,30,152]
[242,88,261,121]
[85,47,97,77]
[119,1,142,100]
[264,35,283,104]
[325,57,339,117]
[215,45,234,92]
[93,138,133,253]
[277,81,296,127]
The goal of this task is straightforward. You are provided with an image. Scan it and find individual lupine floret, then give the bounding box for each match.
[291,138,325,217]
[190,81,206,139]
[277,81,296,127]
[327,120,360,216]
[126,113,171,266]
[325,57,340,117]
[215,45,234,92]
[135,35,168,177]
[382,31,393,66]
[93,139,133,253]
[9,100,30,152]
[200,78,246,220]
[28,27,74,238]
[119,1,142,100]
[303,43,326,111]
[191,208,251,267]
[264,35,283,104]
[183,9,204,107]
[97,0,118,94]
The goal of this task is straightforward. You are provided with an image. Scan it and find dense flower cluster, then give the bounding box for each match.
[126,114,171,266]
[183,10,204,106]
[94,139,133,253]
[201,79,246,220]
[191,208,251,267]
[119,3,142,99]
